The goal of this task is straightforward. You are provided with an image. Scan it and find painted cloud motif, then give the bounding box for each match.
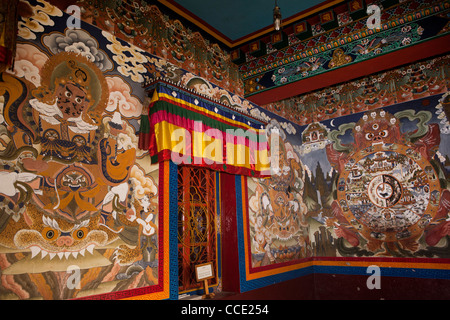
[102,31,148,83]
[130,165,158,201]
[42,29,113,72]
[9,43,48,87]
[17,0,62,40]
[106,76,143,118]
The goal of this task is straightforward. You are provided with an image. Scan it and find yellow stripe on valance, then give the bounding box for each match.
[139,81,271,177]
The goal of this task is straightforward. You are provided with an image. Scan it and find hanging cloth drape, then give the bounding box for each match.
[139,81,271,177]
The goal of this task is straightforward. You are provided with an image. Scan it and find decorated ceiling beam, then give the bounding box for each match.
[242,0,450,98]
[247,33,450,106]
[139,79,271,178]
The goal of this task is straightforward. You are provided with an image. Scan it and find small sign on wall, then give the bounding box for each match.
[195,261,215,281]
[195,262,215,299]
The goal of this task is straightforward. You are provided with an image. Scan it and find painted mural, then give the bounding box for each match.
[1,0,449,300]
[248,121,310,267]
[75,0,243,96]
[0,0,162,300]
[325,104,450,256]
[247,87,450,272]
[0,0,289,300]
[262,54,450,126]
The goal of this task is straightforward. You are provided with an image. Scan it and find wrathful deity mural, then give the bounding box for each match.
[247,92,450,269]
[0,49,159,299]
[247,120,310,267]
[325,104,450,256]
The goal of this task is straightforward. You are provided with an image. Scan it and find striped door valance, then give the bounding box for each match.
[139,81,271,177]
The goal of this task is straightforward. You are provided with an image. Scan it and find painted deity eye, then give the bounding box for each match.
[75,97,83,104]
[380,130,388,137]
[74,227,87,240]
[42,227,58,240]
[365,133,374,140]
[372,123,379,130]
[65,91,72,98]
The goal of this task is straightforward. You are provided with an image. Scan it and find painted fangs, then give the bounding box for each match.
[28,244,96,260]
[30,246,41,259]
[87,244,95,254]
[275,234,293,241]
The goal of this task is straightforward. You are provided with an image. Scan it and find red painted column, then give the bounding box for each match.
[220,172,241,293]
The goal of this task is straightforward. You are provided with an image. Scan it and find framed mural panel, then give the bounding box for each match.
[239,90,450,292]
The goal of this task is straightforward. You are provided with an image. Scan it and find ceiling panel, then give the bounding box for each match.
[159,0,331,45]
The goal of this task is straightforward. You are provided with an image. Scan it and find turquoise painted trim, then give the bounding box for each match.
[245,31,450,97]
[240,0,450,76]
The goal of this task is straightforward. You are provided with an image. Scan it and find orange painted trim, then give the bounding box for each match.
[157,0,234,46]
[244,257,450,282]
[246,260,315,281]
[233,0,345,47]
[314,259,450,270]
[241,176,251,279]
